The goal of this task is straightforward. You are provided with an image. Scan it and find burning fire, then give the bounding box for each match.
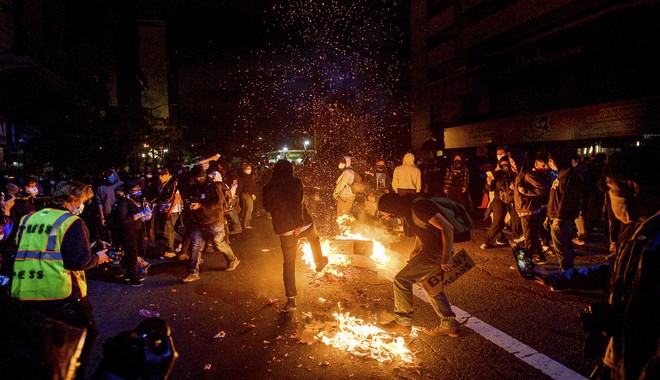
[301,215,392,275]
[318,306,419,365]
[299,218,418,365]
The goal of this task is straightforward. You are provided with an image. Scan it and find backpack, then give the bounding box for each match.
[350,171,366,194]
[410,197,473,242]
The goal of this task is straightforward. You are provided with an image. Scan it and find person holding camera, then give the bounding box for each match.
[529,148,659,379]
[182,165,239,283]
[108,180,152,287]
[10,180,111,378]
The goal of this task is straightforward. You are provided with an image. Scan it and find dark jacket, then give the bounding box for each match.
[547,167,583,220]
[514,169,551,216]
[262,176,313,235]
[237,172,257,196]
[485,170,515,204]
[188,180,225,225]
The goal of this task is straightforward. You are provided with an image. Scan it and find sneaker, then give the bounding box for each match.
[572,237,586,246]
[229,230,242,235]
[316,256,329,272]
[424,325,460,338]
[532,255,547,265]
[225,258,240,271]
[178,253,190,261]
[128,279,144,287]
[182,273,200,283]
[494,240,508,246]
[244,225,254,230]
[512,236,525,247]
[283,297,297,310]
[160,252,176,260]
[377,321,411,335]
[175,244,182,253]
[480,243,494,250]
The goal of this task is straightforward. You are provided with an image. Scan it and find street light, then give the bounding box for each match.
[303,140,310,150]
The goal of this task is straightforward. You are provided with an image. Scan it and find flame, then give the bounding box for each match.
[301,214,396,275]
[301,240,350,277]
[318,310,419,365]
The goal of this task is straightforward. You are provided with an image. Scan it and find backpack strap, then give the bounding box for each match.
[410,207,428,229]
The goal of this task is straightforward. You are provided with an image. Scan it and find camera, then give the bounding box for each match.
[579,301,614,358]
[106,249,125,267]
[94,317,178,379]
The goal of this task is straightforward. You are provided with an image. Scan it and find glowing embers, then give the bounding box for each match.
[317,306,419,365]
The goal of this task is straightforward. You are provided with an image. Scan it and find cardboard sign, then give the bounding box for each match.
[419,249,474,296]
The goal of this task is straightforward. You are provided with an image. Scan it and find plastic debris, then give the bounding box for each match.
[138,309,160,318]
[261,249,270,252]
[320,361,330,366]
[213,331,226,339]
[265,297,278,306]
[204,364,212,370]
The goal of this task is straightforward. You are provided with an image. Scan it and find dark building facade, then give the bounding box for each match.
[0,0,171,173]
[410,0,660,157]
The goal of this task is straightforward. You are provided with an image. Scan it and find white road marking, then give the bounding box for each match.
[377,266,587,379]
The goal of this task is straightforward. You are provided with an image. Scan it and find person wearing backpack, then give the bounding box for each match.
[332,156,356,217]
[376,192,461,338]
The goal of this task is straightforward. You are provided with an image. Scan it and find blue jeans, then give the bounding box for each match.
[393,253,458,328]
[189,221,236,274]
[551,218,576,270]
[279,225,324,297]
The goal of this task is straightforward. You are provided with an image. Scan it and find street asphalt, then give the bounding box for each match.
[85,209,610,379]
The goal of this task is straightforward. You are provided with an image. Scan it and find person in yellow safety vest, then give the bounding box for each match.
[11,180,111,379]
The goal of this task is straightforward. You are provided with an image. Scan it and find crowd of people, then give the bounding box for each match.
[0,144,657,379]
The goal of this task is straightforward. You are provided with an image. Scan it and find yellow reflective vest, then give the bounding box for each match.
[11,209,87,300]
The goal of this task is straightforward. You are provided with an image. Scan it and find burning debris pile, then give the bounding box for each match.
[297,215,420,365]
[318,308,419,366]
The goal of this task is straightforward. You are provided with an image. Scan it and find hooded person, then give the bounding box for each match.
[392,152,421,195]
[262,159,329,311]
[443,153,471,213]
[332,156,356,217]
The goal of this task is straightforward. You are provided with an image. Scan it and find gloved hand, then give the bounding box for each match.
[135,209,153,222]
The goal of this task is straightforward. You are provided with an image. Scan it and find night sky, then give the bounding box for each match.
[164,0,411,159]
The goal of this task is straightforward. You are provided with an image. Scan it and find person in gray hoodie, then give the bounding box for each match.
[332,156,356,216]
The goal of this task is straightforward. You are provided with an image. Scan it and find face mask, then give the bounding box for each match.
[376,165,385,171]
[245,169,252,175]
[26,187,38,196]
[338,163,346,170]
[130,190,143,198]
[146,174,153,179]
[497,154,505,161]
[72,203,85,216]
[106,175,115,184]
[609,192,632,224]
